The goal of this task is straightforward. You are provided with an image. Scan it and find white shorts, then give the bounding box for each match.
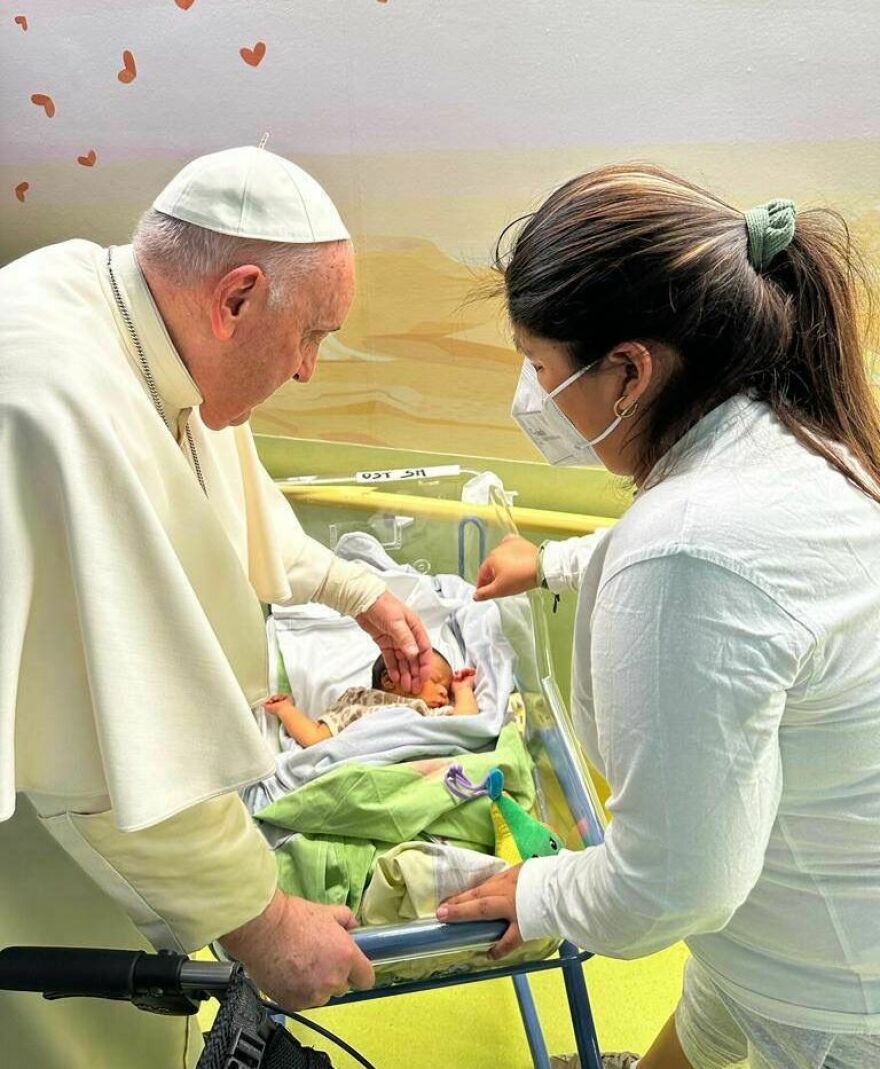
[674,956,880,1069]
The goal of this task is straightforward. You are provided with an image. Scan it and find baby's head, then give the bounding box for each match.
[372,649,453,709]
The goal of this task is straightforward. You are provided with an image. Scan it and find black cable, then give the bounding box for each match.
[261,1000,377,1069]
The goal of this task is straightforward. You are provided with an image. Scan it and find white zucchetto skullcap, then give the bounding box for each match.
[152,145,350,244]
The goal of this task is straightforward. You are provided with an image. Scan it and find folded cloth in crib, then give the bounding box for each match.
[253,723,530,914]
[360,841,507,925]
[359,840,560,983]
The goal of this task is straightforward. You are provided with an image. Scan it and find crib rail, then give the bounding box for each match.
[278,481,614,538]
[0,922,509,1002]
[350,918,507,963]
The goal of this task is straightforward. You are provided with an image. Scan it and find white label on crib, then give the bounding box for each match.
[356,465,461,484]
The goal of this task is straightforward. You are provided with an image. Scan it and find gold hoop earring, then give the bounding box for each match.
[614,397,639,420]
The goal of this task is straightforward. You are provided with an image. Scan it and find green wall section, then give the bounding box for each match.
[255,435,634,520]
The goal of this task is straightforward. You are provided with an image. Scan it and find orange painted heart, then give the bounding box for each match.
[118,50,137,84]
[175,0,196,8]
[15,181,30,202]
[240,41,266,67]
[14,15,28,30]
[77,150,97,167]
[30,93,56,117]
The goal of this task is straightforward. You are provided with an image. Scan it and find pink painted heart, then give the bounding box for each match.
[240,41,266,67]
[15,181,30,202]
[14,15,28,30]
[118,50,137,84]
[30,93,55,117]
[77,149,97,167]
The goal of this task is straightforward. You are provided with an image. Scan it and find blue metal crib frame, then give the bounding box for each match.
[344,920,601,1069]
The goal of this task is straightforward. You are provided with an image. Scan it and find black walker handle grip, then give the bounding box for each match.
[0,947,150,998]
[0,946,211,1014]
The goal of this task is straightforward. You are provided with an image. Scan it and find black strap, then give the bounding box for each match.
[198,969,332,1069]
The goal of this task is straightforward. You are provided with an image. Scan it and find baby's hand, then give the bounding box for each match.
[451,668,476,694]
[264,694,295,717]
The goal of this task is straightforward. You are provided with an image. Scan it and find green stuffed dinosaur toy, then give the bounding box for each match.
[444,765,564,865]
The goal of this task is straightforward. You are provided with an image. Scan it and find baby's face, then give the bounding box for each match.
[393,654,453,708]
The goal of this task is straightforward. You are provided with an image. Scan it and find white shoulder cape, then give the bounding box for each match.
[0,240,286,830]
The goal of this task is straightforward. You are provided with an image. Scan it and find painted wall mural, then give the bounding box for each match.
[2,1,879,460]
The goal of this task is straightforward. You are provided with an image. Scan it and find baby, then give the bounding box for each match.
[264,648,479,748]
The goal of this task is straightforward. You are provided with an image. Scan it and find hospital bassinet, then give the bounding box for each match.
[0,466,613,1069]
[273,464,609,1069]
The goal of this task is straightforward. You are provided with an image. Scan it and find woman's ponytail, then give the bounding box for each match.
[766,209,880,503]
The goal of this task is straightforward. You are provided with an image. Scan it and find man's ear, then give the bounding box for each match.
[210,264,265,341]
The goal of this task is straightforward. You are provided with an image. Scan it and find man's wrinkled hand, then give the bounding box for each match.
[356,591,432,693]
[220,891,374,1009]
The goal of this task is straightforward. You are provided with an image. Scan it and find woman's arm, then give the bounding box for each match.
[539,530,609,593]
[474,529,609,601]
[515,551,814,957]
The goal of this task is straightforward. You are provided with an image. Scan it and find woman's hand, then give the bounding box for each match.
[474,536,540,601]
[436,864,524,959]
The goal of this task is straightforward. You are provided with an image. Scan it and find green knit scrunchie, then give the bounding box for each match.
[743,198,797,271]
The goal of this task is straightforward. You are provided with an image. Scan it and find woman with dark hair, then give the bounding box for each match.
[438,167,880,1069]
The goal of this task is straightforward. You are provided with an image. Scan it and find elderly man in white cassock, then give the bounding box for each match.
[0,146,434,1067]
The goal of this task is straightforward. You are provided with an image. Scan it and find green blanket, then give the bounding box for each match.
[254,722,534,914]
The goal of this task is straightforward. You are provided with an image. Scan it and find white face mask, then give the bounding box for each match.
[510,359,623,467]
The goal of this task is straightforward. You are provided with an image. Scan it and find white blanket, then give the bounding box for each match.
[243,534,516,811]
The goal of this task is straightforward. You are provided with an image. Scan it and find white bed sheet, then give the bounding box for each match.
[243,533,516,810]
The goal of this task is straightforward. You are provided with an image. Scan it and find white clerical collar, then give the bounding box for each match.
[106,245,203,434]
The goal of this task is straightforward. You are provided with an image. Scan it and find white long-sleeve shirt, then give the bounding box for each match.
[517,395,880,1033]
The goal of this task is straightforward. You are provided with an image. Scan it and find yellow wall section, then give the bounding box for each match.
[2,4,878,464]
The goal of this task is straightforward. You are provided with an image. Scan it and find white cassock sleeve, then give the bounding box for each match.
[262,468,387,617]
[233,427,386,618]
[1,385,282,944]
[515,551,813,957]
[38,792,278,954]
